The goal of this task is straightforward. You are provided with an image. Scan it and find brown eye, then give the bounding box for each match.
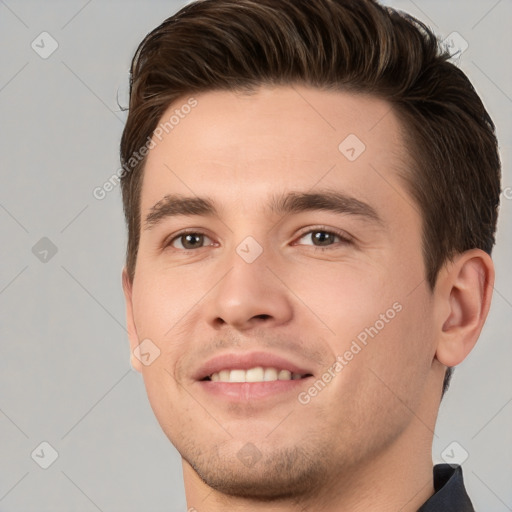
[169,232,213,250]
[297,229,351,248]
[311,231,337,246]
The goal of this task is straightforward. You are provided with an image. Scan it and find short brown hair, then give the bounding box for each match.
[120,0,501,395]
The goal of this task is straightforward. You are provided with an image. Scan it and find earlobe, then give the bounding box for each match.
[122,267,142,373]
[435,249,494,368]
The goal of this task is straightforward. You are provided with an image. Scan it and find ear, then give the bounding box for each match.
[122,267,142,373]
[434,249,494,368]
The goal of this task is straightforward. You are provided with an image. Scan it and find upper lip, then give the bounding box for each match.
[193,351,315,381]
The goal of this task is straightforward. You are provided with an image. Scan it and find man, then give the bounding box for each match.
[119,0,501,510]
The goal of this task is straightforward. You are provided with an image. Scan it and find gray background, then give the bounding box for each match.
[0,0,510,510]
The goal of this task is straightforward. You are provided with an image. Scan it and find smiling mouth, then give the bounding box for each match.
[202,366,313,383]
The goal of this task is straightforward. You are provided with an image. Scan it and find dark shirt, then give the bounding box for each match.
[419,464,475,511]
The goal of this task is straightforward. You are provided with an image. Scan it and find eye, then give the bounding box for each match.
[295,228,352,248]
[167,231,214,250]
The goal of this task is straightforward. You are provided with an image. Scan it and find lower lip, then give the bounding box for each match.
[197,378,312,401]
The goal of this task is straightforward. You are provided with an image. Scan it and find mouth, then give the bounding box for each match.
[194,352,315,401]
[202,366,313,383]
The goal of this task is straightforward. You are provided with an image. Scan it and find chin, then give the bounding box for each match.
[183,443,329,501]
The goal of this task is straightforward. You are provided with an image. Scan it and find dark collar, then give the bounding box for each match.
[418,464,474,511]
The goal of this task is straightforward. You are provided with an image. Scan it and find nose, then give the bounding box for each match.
[205,246,294,331]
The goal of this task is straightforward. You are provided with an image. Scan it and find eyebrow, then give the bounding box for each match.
[143,190,383,230]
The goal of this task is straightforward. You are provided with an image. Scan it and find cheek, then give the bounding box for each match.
[297,254,434,386]
[288,259,398,337]
[131,269,208,395]
[131,269,200,338]
[349,286,436,413]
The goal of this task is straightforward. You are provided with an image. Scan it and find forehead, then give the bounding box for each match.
[140,86,412,219]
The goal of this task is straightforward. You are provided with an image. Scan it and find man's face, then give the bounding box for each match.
[124,86,441,499]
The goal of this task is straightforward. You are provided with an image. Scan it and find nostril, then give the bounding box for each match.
[254,314,271,320]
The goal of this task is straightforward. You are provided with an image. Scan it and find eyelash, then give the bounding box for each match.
[165,226,353,251]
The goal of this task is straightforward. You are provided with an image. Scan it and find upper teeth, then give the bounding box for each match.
[210,367,304,383]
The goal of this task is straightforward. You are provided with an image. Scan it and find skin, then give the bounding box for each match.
[122,86,494,511]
